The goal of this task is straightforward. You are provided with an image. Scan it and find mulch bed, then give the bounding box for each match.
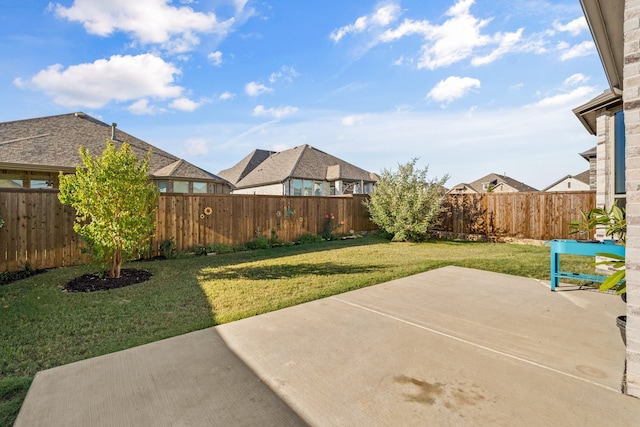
[63,268,152,292]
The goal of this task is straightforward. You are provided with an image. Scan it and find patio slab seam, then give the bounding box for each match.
[330,295,621,394]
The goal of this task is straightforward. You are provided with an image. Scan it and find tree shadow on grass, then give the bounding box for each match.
[200,262,384,281]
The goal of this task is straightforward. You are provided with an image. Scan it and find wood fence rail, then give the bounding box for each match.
[0,190,375,272]
[0,190,596,272]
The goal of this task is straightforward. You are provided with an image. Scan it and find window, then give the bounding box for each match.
[292,179,302,196]
[173,181,189,193]
[193,182,207,193]
[614,110,626,195]
[30,174,54,189]
[330,182,336,195]
[313,181,322,196]
[303,180,313,196]
[157,181,168,193]
[0,173,23,188]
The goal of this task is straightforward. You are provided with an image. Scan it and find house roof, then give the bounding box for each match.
[541,170,591,191]
[572,89,622,135]
[217,149,276,186]
[579,146,597,161]
[224,144,377,189]
[0,112,228,184]
[451,173,538,194]
[580,0,624,91]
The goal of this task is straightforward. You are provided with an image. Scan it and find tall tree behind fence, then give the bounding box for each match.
[438,192,596,241]
[0,190,375,272]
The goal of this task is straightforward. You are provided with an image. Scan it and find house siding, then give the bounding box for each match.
[545,178,590,192]
[625,0,640,398]
[233,183,283,195]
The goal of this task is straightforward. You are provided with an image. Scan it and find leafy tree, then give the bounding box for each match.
[366,159,449,242]
[58,141,159,278]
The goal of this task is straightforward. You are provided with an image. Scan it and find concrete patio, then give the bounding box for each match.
[15,266,640,426]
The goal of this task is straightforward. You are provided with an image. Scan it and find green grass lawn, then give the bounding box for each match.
[0,235,595,425]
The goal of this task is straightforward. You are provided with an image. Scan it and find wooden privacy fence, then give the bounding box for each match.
[0,190,375,272]
[438,191,596,241]
[0,190,597,272]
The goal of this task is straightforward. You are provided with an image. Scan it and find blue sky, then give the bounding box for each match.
[1,0,607,189]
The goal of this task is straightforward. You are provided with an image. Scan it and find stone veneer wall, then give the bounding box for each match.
[595,113,613,240]
[624,0,640,398]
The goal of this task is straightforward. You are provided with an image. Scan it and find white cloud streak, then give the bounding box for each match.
[554,17,588,36]
[253,105,298,118]
[330,2,401,42]
[428,76,481,103]
[559,40,595,60]
[245,82,273,97]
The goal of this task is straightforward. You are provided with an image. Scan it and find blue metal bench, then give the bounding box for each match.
[547,239,625,291]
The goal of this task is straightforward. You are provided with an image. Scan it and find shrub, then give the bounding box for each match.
[298,233,323,244]
[159,238,177,259]
[322,213,344,240]
[206,243,235,254]
[191,244,208,256]
[365,158,449,242]
[58,141,158,278]
[245,235,270,250]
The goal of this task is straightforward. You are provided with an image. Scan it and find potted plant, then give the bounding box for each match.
[580,204,627,341]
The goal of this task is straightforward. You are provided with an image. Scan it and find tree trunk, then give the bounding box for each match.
[111,248,122,278]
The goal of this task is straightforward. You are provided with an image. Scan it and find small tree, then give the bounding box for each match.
[59,141,159,278]
[366,159,449,242]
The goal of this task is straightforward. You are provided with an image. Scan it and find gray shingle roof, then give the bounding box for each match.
[0,112,228,183]
[451,173,538,193]
[217,149,276,185]
[224,144,377,189]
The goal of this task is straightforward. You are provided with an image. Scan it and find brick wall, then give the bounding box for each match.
[624,0,640,398]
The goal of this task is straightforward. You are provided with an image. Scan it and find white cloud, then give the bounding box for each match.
[529,86,597,108]
[184,138,209,155]
[330,2,401,42]
[559,40,595,60]
[341,115,366,126]
[52,0,237,53]
[208,51,223,66]
[269,66,299,84]
[169,97,204,111]
[471,28,523,66]
[15,54,183,108]
[245,81,273,97]
[128,98,164,115]
[377,0,494,70]
[554,17,588,36]
[427,76,480,103]
[564,73,589,86]
[253,105,298,119]
[219,91,235,100]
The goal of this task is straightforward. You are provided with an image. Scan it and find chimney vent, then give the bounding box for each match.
[111,123,117,140]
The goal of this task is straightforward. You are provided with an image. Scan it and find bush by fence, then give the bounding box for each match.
[0,190,375,271]
[0,190,596,272]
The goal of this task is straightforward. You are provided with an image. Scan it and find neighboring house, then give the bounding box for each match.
[448,173,538,194]
[573,89,624,208]
[575,0,640,397]
[0,112,231,194]
[579,146,597,190]
[218,144,378,196]
[542,170,591,192]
